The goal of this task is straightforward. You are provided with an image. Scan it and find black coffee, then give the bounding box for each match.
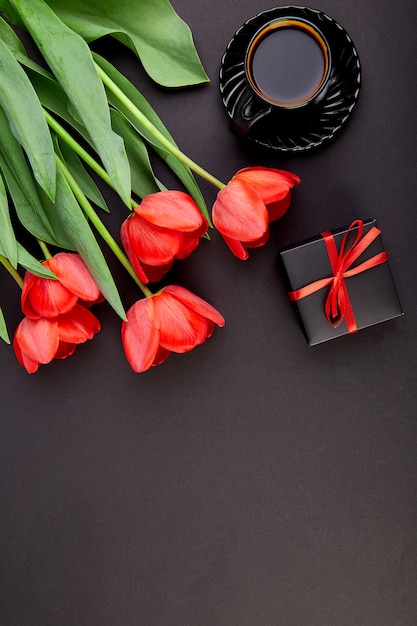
[250,26,326,105]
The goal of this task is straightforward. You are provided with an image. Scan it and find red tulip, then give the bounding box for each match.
[22,252,101,319]
[121,190,208,283]
[121,285,225,372]
[13,304,101,373]
[212,167,300,260]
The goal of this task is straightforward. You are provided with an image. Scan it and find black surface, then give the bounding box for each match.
[1,1,417,625]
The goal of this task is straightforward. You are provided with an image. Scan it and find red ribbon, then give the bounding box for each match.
[288,220,389,333]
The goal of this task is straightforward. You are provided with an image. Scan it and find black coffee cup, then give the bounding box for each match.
[231,17,331,136]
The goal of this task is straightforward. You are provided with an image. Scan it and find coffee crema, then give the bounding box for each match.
[247,20,329,107]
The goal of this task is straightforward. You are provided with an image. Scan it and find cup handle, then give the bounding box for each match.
[230,89,272,137]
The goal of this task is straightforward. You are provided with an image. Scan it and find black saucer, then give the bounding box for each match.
[219,6,361,152]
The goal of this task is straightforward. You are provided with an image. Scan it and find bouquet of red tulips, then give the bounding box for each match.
[0,0,300,373]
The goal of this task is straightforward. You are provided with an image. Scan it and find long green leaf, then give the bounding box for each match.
[0,20,80,249]
[35,185,80,251]
[0,172,18,268]
[110,110,163,200]
[0,109,73,248]
[0,14,27,53]
[0,154,56,247]
[16,243,57,278]
[27,66,161,204]
[0,19,89,137]
[8,0,131,207]
[0,2,23,28]
[26,53,205,215]
[0,233,56,281]
[44,0,209,87]
[2,36,108,211]
[57,139,109,212]
[25,67,96,147]
[93,54,209,221]
[5,21,204,217]
[0,37,56,200]
[28,67,163,202]
[52,165,125,320]
[0,307,10,344]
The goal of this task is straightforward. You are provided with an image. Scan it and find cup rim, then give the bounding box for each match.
[245,17,332,109]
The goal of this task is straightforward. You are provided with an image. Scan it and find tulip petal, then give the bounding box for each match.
[14,316,59,364]
[153,291,209,352]
[245,229,271,249]
[235,167,300,205]
[152,345,171,366]
[45,253,101,302]
[56,304,101,343]
[20,272,41,319]
[55,341,77,360]
[136,191,207,233]
[174,235,200,260]
[212,179,268,242]
[121,298,161,373]
[21,271,78,319]
[13,334,40,373]
[220,235,249,260]
[222,228,271,259]
[121,212,182,265]
[140,260,174,284]
[163,285,225,327]
[266,197,292,222]
[21,251,101,319]
[119,223,151,284]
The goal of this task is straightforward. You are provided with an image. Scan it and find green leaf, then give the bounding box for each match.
[0,108,72,248]
[93,55,184,150]
[0,172,18,268]
[0,156,76,252]
[0,149,55,246]
[0,3,25,35]
[28,67,161,202]
[8,0,131,207]
[16,242,57,278]
[57,139,109,212]
[93,54,209,222]
[0,307,10,344]
[24,66,96,148]
[0,29,88,137]
[44,0,209,87]
[0,37,56,200]
[52,165,126,320]
[0,15,27,54]
[110,110,163,200]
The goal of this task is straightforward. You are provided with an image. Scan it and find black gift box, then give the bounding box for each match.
[279,219,403,345]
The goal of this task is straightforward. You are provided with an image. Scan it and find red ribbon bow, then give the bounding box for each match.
[288,220,389,333]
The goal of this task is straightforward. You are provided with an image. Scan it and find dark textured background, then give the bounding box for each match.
[1,1,417,624]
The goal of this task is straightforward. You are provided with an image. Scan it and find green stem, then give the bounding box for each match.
[95,62,226,191]
[37,239,51,260]
[44,109,136,211]
[55,154,153,298]
[0,254,23,288]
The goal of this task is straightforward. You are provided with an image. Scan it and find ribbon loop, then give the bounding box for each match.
[288,220,389,334]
